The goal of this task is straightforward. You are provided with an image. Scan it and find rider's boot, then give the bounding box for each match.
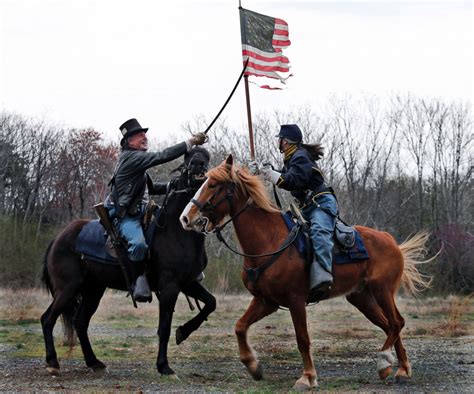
[132,273,152,303]
[307,259,333,303]
[128,261,152,303]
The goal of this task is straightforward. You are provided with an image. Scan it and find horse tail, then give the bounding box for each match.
[399,231,435,296]
[42,240,54,295]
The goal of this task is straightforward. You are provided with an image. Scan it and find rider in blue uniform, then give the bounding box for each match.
[251,124,338,303]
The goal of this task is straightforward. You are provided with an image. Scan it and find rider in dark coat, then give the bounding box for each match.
[249,124,337,303]
[105,118,207,302]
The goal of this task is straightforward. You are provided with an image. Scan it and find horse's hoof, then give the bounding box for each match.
[176,327,184,345]
[378,366,393,380]
[292,382,312,392]
[248,363,263,381]
[90,360,107,372]
[395,374,411,384]
[46,367,60,376]
[158,365,176,376]
[160,373,180,381]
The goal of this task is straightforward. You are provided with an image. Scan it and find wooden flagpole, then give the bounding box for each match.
[240,0,255,160]
[243,73,255,160]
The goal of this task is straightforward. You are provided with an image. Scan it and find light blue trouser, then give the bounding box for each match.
[116,213,148,262]
[302,193,338,273]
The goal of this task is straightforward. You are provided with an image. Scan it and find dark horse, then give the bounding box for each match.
[41,147,216,377]
[180,155,432,390]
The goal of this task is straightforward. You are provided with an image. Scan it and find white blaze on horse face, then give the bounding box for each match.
[180,179,208,230]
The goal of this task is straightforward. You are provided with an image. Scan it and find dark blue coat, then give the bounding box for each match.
[276,147,326,203]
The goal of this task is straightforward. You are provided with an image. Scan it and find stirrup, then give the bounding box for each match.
[133,275,152,303]
[307,280,333,303]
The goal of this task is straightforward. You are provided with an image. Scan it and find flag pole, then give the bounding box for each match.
[240,1,255,160]
[243,72,255,160]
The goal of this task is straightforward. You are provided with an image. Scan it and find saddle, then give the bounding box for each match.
[281,210,369,265]
[75,205,160,265]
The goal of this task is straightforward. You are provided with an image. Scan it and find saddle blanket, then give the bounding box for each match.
[75,218,157,265]
[281,212,369,264]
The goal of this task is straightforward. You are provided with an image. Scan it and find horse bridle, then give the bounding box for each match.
[191,182,235,214]
[159,161,209,228]
[189,182,300,261]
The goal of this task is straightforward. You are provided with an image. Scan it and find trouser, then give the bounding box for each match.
[116,212,152,302]
[302,193,338,273]
[116,213,148,262]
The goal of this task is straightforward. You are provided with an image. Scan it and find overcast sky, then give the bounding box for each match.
[0,0,472,142]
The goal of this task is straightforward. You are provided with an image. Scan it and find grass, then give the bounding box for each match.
[1,288,473,391]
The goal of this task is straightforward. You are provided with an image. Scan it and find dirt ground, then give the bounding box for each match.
[0,289,473,392]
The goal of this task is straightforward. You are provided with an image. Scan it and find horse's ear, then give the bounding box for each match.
[225,154,233,169]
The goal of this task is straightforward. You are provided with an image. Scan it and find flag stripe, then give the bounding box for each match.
[243,53,290,69]
[272,39,291,48]
[241,44,284,59]
[274,29,288,36]
[272,34,290,41]
[245,67,281,80]
[246,60,290,73]
[274,18,288,26]
[260,85,283,90]
[242,48,289,63]
[275,24,289,31]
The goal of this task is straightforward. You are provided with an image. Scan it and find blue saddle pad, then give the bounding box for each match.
[281,213,307,256]
[281,212,369,264]
[75,214,158,265]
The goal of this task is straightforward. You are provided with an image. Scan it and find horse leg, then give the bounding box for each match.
[74,285,107,372]
[347,288,410,382]
[40,288,79,374]
[370,286,411,382]
[156,282,180,376]
[235,296,278,381]
[176,281,216,345]
[289,300,317,390]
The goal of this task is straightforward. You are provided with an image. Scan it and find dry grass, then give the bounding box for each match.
[1,288,473,392]
[1,288,472,339]
[432,295,473,337]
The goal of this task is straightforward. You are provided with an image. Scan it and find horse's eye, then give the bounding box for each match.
[208,184,216,189]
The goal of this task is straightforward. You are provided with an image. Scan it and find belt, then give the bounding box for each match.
[298,186,335,210]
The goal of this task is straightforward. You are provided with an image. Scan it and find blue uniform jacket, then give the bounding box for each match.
[276,146,327,203]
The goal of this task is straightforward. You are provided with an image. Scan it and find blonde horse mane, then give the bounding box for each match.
[206,160,279,213]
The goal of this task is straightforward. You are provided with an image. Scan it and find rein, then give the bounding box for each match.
[191,181,301,285]
[214,218,300,259]
[213,204,301,285]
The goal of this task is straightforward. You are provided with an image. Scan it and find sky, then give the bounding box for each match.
[0,0,472,142]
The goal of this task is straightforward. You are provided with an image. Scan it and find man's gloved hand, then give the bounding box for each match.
[260,163,281,185]
[188,132,208,146]
[247,160,260,175]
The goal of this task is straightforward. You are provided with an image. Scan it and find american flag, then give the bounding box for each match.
[239,7,292,88]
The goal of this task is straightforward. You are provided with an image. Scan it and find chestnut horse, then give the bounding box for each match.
[180,155,431,390]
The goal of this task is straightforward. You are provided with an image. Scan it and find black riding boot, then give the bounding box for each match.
[129,261,152,303]
[133,274,152,303]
